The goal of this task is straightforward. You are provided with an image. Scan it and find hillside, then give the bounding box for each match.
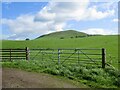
[1,35,119,88]
[1,35,118,68]
[36,30,89,39]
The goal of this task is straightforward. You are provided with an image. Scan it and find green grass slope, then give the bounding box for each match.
[1,33,119,88]
[1,35,118,68]
[36,30,88,39]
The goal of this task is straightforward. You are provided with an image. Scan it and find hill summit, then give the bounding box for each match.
[36,30,89,39]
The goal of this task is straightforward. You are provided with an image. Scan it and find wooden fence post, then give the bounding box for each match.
[58,49,60,65]
[10,49,12,61]
[102,48,106,68]
[26,47,29,60]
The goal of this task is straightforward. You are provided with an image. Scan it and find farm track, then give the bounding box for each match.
[2,68,86,88]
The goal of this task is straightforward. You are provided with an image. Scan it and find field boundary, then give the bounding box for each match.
[30,48,106,68]
[0,47,29,61]
[0,47,106,68]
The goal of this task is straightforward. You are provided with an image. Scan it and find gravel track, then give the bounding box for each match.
[2,68,86,88]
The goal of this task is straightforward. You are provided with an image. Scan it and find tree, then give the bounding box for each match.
[26,38,30,40]
[60,37,64,39]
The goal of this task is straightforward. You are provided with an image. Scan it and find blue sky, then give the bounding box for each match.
[1,0,119,40]
[2,2,48,19]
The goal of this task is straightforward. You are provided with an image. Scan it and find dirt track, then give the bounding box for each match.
[2,68,86,88]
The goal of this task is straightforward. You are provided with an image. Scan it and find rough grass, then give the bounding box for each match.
[1,35,119,88]
[2,60,120,88]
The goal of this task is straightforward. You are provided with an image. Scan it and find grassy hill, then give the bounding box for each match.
[36,30,89,39]
[1,31,119,88]
[1,35,118,68]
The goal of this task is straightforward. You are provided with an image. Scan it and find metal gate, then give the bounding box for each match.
[30,48,106,68]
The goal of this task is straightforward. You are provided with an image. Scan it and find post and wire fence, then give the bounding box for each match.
[0,47,106,68]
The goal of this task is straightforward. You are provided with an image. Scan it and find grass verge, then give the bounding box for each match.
[2,60,120,88]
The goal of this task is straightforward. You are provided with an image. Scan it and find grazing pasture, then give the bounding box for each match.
[1,35,118,68]
[1,33,119,88]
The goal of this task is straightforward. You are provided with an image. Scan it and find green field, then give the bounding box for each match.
[1,30,119,88]
[1,35,118,68]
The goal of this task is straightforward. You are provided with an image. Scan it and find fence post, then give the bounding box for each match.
[26,47,29,60]
[10,49,12,61]
[58,49,60,65]
[102,48,106,68]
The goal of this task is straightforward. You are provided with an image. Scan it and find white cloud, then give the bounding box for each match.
[35,1,115,21]
[3,14,51,33]
[112,18,119,22]
[86,6,115,20]
[2,1,116,40]
[82,28,117,35]
[34,1,115,30]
